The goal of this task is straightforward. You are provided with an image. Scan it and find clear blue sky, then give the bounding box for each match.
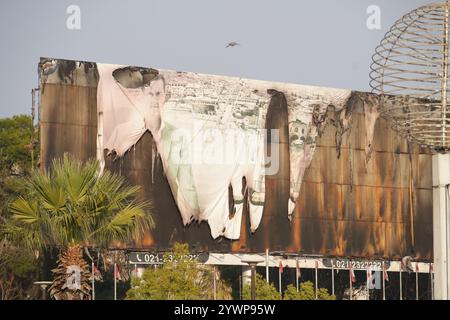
[0,0,437,117]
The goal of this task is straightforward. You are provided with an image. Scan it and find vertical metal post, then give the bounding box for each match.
[331,259,335,297]
[278,264,282,298]
[114,263,117,301]
[91,262,95,300]
[213,265,217,300]
[438,7,450,299]
[250,264,256,300]
[382,261,386,301]
[239,275,242,300]
[349,265,353,301]
[113,253,117,301]
[416,263,419,300]
[399,266,403,301]
[131,263,137,289]
[265,249,269,283]
[97,111,105,173]
[431,263,434,300]
[37,86,40,152]
[241,259,263,300]
[295,258,299,292]
[432,154,450,299]
[366,267,370,300]
[31,88,36,168]
[314,260,318,300]
[441,4,449,146]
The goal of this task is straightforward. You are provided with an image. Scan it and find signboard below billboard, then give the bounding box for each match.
[129,252,210,265]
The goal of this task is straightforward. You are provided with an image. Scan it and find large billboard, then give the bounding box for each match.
[39,58,433,259]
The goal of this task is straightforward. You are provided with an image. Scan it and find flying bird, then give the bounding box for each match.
[226,41,240,48]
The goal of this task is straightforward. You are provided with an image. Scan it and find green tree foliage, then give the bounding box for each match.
[0,240,38,300]
[1,154,154,299]
[126,243,232,300]
[242,273,280,300]
[0,115,36,219]
[317,287,335,300]
[0,115,39,299]
[0,115,37,177]
[283,281,335,300]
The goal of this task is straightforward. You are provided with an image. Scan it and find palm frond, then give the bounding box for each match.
[28,171,65,212]
[89,202,154,247]
[5,153,155,251]
[0,223,46,252]
[9,197,39,223]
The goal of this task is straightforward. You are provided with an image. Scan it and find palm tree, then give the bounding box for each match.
[1,154,154,300]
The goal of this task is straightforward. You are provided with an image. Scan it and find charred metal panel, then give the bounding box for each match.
[256,89,291,250]
[40,83,97,169]
[289,103,432,259]
[39,59,433,259]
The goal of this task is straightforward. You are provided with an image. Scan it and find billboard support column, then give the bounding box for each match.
[432,153,450,300]
[314,260,318,300]
[113,259,117,301]
[213,266,217,300]
[331,259,335,297]
[416,263,419,300]
[265,249,269,283]
[91,262,95,300]
[366,267,370,300]
[430,263,434,300]
[31,88,38,168]
[242,258,264,300]
[349,264,354,300]
[239,275,242,300]
[96,111,105,173]
[278,261,283,298]
[382,261,386,300]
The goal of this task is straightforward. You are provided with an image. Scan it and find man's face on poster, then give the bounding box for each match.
[147,77,166,114]
[144,77,166,133]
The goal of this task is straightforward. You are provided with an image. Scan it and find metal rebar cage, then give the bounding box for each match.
[370,2,450,151]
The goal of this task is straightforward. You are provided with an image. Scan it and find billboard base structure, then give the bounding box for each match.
[128,252,434,300]
[433,154,450,299]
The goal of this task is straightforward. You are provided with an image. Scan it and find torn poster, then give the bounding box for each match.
[96,63,351,239]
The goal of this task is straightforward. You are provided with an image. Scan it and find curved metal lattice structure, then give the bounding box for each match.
[370,2,450,151]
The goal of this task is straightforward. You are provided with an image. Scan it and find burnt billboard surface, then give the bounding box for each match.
[39,58,433,259]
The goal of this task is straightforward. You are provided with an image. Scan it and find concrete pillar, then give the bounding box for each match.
[432,153,450,299]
